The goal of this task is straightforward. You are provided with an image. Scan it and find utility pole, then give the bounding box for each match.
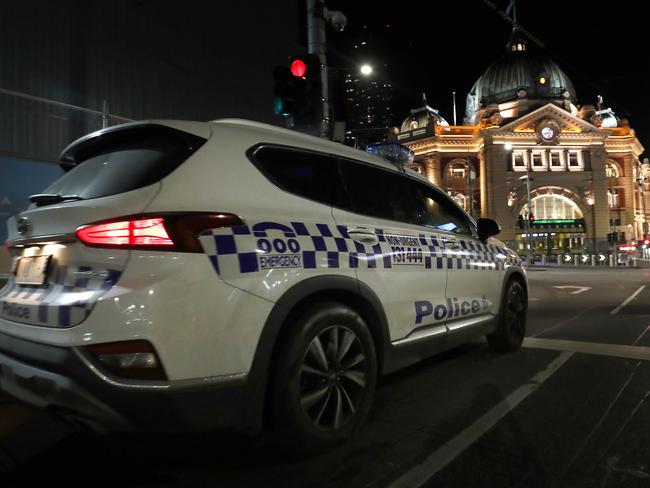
[519,173,533,265]
[306,0,346,139]
[452,91,457,126]
[307,0,328,138]
[466,158,473,218]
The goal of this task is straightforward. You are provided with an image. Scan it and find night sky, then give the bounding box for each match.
[323,1,650,152]
[5,2,648,154]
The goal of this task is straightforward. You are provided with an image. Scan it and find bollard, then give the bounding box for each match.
[609,255,614,267]
[574,255,579,267]
[541,255,546,266]
[591,255,596,267]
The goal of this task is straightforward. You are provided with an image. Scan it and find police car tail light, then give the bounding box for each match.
[76,213,242,252]
[87,340,167,381]
[76,218,173,248]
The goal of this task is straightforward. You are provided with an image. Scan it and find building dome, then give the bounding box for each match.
[465,33,576,124]
[400,95,449,132]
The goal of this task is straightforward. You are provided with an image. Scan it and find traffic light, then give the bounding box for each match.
[273,65,294,118]
[528,213,535,223]
[273,54,322,129]
[288,53,322,126]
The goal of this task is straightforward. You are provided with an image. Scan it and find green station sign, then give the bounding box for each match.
[532,219,579,225]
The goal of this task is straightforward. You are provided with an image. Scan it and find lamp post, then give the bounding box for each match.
[519,173,533,265]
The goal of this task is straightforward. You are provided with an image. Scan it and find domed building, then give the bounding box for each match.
[400,95,450,133]
[394,30,648,257]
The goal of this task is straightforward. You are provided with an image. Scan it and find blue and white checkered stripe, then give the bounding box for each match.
[0,266,122,328]
[200,220,517,278]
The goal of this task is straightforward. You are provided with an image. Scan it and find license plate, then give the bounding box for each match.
[14,255,51,286]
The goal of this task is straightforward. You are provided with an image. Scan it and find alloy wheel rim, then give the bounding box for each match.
[505,285,526,339]
[298,325,367,431]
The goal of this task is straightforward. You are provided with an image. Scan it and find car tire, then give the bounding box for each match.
[271,302,377,449]
[486,279,527,352]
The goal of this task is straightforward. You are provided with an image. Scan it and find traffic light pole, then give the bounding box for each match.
[307,0,329,139]
[519,173,532,265]
[526,174,532,265]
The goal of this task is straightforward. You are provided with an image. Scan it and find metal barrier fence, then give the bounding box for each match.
[0,87,132,162]
[529,253,640,267]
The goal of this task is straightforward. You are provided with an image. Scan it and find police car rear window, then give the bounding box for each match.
[249,145,344,207]
[43,126,205,202]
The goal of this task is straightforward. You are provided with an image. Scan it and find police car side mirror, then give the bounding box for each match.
[477,218,501,242]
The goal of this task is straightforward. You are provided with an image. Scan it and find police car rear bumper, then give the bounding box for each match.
[0,331,251,433]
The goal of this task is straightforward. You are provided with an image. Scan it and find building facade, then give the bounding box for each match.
[394,33,648,256]
[344,73,394,146]
[337,24,395,147]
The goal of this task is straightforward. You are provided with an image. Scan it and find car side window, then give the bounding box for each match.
[420,185,474,236]
[339,159,429,226]
[250,145,345,207]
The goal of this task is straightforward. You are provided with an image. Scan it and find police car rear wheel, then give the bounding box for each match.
[487,280,527,352]
[272,302,377,447]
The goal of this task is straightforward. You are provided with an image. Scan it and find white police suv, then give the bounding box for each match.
[0,119,526,444]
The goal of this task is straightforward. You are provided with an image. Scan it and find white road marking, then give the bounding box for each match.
[523,337,650,361]
[531,305,597,338]
[633,325,650,345]
[388,352,573,488]
[610,285,646,315]
[552,285,592,295]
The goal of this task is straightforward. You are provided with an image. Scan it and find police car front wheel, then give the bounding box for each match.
[271,302,377,446]
[487,279,527,352]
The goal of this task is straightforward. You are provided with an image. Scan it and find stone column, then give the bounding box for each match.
[621,154,638,239]
[424,155,442,187]
[479,150,488,219]
[590,145,610,251]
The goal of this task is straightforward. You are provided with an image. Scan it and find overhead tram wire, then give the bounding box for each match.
[478,0,633,119]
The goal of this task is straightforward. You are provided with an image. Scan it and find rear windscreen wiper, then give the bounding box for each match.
[28,193,83,205]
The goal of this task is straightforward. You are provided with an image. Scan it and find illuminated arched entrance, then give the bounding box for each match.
[514,187,587,254]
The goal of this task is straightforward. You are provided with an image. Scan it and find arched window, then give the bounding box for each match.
[446,160,467,179]
[520,193,583,220]
[606,161,620,178]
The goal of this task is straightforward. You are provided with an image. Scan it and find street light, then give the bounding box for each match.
[360,64,373,76]
[519,173,533,265]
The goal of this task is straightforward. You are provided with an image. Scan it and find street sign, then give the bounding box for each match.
[580,254,590,264]
[563,254,572,263]
[598,253,607,262]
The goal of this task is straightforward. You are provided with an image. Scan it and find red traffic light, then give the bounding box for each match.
[290,59,307,77]
[529,214,535,222]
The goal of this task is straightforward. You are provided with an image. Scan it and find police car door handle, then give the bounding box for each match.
[348,229,379,245]
[443,239,461,250]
